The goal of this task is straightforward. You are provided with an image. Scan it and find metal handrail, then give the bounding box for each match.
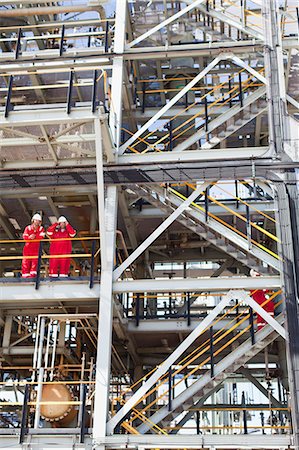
[169,187,280,259]
[111,290,280,411]
[126,292,282,430]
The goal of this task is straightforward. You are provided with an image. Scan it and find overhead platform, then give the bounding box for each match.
[0,276,281,304]
[0,432,293,449]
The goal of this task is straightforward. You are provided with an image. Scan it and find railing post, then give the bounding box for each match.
[238,72,243,107]
[66,70,74,114]
[142,82,146,113]
[4,75,14,118]
[79,383,87,443]
[185,79,188,108]
[205,187,209,223]
[228,77,232,107]
[249,306,255,344]
[126,293,129,317]
[87,27,92,47]
[168,366,172,411]
[104,21,109,53]
[187,292,191,326]
[15,28,22,59]
[19,383,30,444]
[91,70,98,113]
[59,24,65,56]
[204,95,209,132]
[89,239,96,289]
[246,204,252,249]
[196,410,200,434]
[35,240,43,290]
[242,391,248,434]
[210,326,214,378]
[168,121,173,151]
[260,411,265,434]
[135,293,140,326]
[235,180,239,209]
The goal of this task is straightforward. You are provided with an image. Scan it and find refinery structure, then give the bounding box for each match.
[0,0,298,449]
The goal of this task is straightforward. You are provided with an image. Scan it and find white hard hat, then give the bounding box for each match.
[32,213,42,221]
[58,216,67,223]
[250,269,260,277]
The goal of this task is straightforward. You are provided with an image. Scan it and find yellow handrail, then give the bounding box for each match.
[216,184,276,224]
[111,292,250,409]
[116,291,281,423]
[130,67,264,154]
[127,67,247,152]
[130,292,281,422]
[159,71,264,149]
[128,292,282,427]
[169,187,280,260]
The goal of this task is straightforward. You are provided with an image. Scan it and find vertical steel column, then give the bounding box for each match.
[275,174,299,448]
[108,0,127,156]
[93,116,118,444]
[34,317,45,429]
[93,186,118,441]
[262,1,298,445]
[262,0,286,157]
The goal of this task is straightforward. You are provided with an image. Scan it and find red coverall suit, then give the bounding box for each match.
[47,223,76,277]
[251,289,274,330]
[22,225,45,278]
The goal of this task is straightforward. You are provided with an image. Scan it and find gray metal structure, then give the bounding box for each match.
[0,0,298,449]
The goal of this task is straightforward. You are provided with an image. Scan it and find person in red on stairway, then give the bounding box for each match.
[250,269,274,330]
[22,213,45,278]
[47,216,76,278]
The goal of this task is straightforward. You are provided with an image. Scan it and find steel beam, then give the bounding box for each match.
[113,277,281,293]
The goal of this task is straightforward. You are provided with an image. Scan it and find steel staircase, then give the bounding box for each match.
[193,20,234,42]
[172,86,267,152]
[136,313,284,433]
[201,97,267,149]
[132,184,280,273]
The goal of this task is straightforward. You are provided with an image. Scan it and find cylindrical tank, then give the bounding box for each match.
[40,383,77,426]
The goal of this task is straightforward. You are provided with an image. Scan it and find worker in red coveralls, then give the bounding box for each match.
[47,216,76,278]
[250,269,274,330]
[22,213,45,278]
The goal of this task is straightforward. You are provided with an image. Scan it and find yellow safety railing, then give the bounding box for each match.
[168,185,280,260]
[183,182,278,242]
[124,66,264,154]
[215,184,276,224]
[127,292,281,423]
[112,291,281,416]
[121,291,282,433]
[127,67,248,153]
[157,71,264,151]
